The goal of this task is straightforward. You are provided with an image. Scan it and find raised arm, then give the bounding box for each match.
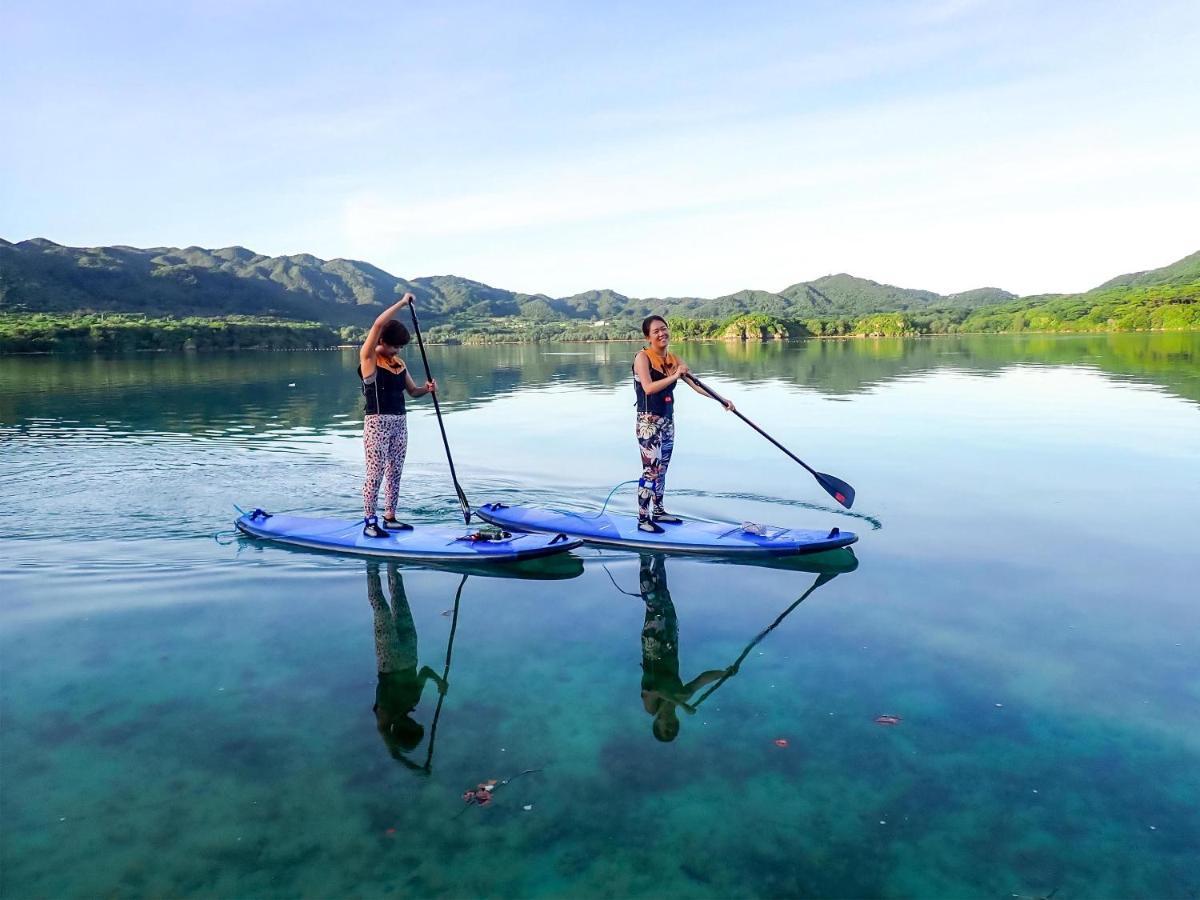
[633,350,690,395]
[359,293,414,375]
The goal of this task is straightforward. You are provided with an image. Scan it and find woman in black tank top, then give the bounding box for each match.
[633,315,734,534]
[358,293,437,538]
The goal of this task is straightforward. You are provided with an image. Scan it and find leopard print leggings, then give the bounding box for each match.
[363,414,408,519]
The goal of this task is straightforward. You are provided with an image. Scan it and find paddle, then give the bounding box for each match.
[407,302,472,524]
[683,373,856,509]
[691,571,838,709]
[422,572,468,772]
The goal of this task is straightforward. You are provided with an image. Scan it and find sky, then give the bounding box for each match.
[2,0,1198,298]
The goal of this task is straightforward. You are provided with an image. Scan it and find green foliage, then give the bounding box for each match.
[719,313,793,340]
[0,313,341,354]
[2,238,1197,350]
[960,280,1200,334]
[852,313,916,337]
[664,315,723,339]
[517,298,563,322]
[338,324,365,344]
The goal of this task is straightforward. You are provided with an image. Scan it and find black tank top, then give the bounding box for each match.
[359,360,407,416]
[633,353,675,418]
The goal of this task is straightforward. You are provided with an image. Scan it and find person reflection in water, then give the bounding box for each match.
[367,562,447,768]
[639,554,730,742]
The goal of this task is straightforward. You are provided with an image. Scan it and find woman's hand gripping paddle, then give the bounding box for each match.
[684,374,856,509]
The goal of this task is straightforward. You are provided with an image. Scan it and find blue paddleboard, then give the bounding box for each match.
[235,509,582,562]
[476,502,857,556]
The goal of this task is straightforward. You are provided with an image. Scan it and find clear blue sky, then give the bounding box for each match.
[3,0,1198,297]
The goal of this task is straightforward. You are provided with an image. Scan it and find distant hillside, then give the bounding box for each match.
[943,287,1017,307]
[959,250,1200,334]
[1092,250,1200,291]
[1,238,1196,349]
[0,238,537,325]
[0,238,1011,327]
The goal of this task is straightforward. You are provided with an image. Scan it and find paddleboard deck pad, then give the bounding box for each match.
[476,502,857,556]
[235,509,582,562]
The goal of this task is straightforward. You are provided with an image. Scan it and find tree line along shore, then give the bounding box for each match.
[2,288,1198,356]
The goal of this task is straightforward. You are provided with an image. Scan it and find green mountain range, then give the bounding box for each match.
[1,237,1197,352]
[0,237,1014,324]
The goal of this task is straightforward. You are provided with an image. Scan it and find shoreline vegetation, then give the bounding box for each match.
[1,306,1197,354]
[1,239,1196,353]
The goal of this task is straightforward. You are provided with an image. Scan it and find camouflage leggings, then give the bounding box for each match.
[636,413,675,523]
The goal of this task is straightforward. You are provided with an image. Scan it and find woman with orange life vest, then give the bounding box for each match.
[358,293,436,538]
[633,315,734,533]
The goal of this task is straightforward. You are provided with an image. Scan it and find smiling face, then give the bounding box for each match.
[644,316,670,352]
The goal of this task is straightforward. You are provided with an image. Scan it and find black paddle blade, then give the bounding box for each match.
[816,472,855,509]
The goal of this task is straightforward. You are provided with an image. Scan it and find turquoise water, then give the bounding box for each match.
[1,334,1198,898]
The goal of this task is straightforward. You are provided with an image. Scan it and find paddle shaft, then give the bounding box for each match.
[692,571,835,709]
[683,373,854,508]
[685,374,820,479]
[423,573,467,771]
[408,304,472,524]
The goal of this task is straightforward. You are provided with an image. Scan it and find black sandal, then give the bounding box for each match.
[363,516,390,538]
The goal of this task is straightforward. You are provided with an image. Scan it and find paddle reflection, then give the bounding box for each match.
[625,551,854,743]
[367,562,462,774]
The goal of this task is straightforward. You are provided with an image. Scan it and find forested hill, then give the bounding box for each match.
[0,239,501,326]
[0,237,1012,325]
[1,238,1196,349]
[959,249,1200,334]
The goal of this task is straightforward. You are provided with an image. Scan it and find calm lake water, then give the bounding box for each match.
[2,334,1198,899]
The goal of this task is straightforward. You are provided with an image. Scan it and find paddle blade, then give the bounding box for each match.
[816,472,855,509]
